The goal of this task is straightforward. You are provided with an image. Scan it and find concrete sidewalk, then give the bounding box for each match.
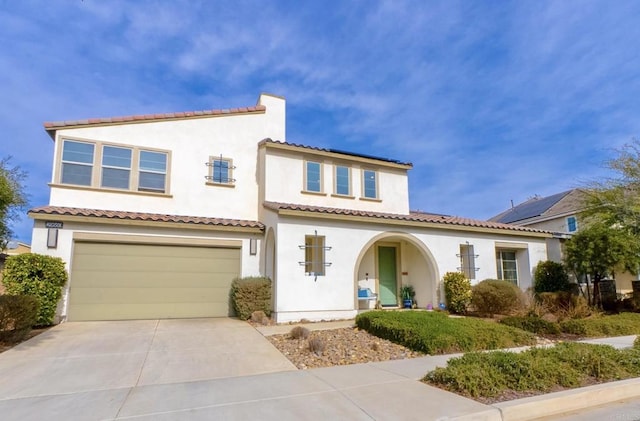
[0,319,637,421]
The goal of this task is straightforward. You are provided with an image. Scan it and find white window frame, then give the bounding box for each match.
[459,244,476,280]
[362,169,378,199]
[334,165,352,196]
[207,156,235,186]
[57,137,170,195]
[304,234,326,276]
[496,250,518,285]
[60,139,95,186]
[304,160,323,193]
[101,145,132,190]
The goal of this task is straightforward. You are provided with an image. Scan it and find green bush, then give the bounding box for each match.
[634,336,640,349]
[230,276,272,320]
[425,342,640,398]
[500,315,561,335]
[443,272,472,314]
[559,313,640,337]
[472,279,524,317]
[534,261,570,294]
[2,254,68,326]
[0,295,39,343]
[355,310,535,354]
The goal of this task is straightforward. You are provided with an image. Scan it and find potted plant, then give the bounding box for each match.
[400,285,415,309]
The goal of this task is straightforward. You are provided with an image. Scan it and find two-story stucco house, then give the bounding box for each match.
[30,93,551,323]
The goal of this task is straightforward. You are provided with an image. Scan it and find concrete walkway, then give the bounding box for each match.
[0,319,637,421]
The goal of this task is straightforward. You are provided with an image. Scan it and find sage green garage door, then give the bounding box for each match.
[68,242,241,321]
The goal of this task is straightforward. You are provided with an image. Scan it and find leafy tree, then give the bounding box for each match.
[564,222,640,306]
[582,140,640,235]
[0,157,27,250]
[533,260,570,294]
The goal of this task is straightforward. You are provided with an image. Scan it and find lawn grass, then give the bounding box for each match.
[355,310,536,354]
[424,342,640,399]
[500,312,640,338]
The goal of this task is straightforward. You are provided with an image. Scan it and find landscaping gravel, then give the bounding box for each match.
[267,326,424,369]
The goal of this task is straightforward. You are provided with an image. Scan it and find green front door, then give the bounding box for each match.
[378,246,398,306]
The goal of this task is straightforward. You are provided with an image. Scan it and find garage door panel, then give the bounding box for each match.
[70,302,231,321]
[69,271,239,288]
[69,287,233,304]
[68,242,241,321]
[72,254,240,273]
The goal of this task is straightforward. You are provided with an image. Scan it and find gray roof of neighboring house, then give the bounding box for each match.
[489,189,582,224]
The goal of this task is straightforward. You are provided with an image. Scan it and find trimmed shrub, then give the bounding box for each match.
[308,337,325,356]
[443,272,472,314]
[425,342,640,399]
[559,313,640,337]
[356,310,535,354]
[2,254,68,326]
[533,261,570,294]
[0,295,39,343]
[289,326,310,339]
[634,336,640,349]
[499,315,561,335]
[230,276,272,320]
[472,279,524,317]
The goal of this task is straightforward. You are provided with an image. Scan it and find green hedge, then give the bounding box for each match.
[559,313,640,337]
[355,311,535,354]
[499,313,640,338]
[425,342,640,398]
[534,260,570,294]
[443,272,471,314]
[230,276,272,320]
[1,254,67,326]
[472,279,524,317]
[0,295,39,343]
[500,315,561,335]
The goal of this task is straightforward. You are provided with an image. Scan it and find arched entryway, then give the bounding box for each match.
[353,232,439,310]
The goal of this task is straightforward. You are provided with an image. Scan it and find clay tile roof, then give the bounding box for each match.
[29,206,264,230]
[260,139,413,167]
[263,201,548,234]
[43,104,267,132]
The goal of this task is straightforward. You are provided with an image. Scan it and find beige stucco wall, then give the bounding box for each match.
[262,149,411,214]
[271,215,548,322]
[31,220,263,321]
[48,94,285,222]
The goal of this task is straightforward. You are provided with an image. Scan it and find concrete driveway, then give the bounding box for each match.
[0,318,297,419]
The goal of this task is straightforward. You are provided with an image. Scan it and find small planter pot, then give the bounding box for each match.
[403,299,412,309]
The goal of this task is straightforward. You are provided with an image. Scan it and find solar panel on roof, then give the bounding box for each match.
[495,191,572,224]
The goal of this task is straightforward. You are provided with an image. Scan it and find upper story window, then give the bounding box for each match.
[61,140,94,186]
[206,156,235,186]
[496,250,518,285]
[567,216,578,232]
[58,138,169,195]
[335,165,351,196]
[305,161,322,193]
[101,146,132,189]
[138,151,168,193]
[362,169,378,199]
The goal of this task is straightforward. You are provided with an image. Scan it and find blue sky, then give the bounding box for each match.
[2,0,640,244]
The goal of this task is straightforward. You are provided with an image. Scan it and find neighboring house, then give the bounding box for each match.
[0,241,31,294]
[30,93,550,323]
[490,189,636,294]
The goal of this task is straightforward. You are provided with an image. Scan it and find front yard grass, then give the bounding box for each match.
[424,341,640,401]
[355,310,536,354]
[501,312,640,338]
